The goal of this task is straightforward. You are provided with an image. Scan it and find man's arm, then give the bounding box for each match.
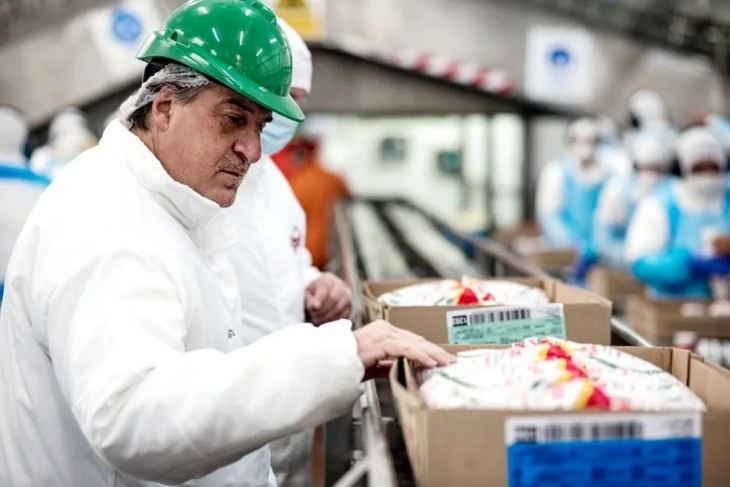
[47,248,364,485]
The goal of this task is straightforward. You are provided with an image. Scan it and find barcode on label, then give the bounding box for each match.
[469,308,531,324]
[514,421,645,444]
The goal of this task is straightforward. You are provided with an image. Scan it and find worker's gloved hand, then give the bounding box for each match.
[354,320,456,381]
[571,245,598,285]
[305,273,352,326]
[689,255,730,279]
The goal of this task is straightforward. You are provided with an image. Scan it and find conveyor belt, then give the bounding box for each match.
[328,198,654,486]
[380,203,483,279]
[349,202,415,280]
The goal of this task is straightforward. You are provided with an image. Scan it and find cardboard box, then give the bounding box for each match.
[391,345,730,487]
[587,266,644,303]
[363,278,612,345]
[627,295,730,346]
[524,248,576,273]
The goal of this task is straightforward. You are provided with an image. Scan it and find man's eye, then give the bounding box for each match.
[227,114,245,125]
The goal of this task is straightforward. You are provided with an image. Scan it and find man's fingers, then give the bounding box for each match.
[306,279,333,310]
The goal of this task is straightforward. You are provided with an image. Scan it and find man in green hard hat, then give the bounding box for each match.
[0,1,454,486]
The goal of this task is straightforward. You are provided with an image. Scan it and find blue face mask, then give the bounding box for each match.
[261,112,300,156]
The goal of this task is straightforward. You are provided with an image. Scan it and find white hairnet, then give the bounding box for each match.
[631,133,673,169]
[628,89,667,123]
[568,117,599,140]
[277,18,312,93]
[0,106,28,165]
[118,63,210,129]
[676,127,726,173]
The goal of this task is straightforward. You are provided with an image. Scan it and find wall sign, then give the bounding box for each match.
[525,26,595,105]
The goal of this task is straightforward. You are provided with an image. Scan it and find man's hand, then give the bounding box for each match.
[713,235,730,257]
[354,320,455,381]
[305,273,352,325]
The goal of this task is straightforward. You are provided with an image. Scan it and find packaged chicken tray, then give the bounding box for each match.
[377,277,550,307]
[418,337,706,412]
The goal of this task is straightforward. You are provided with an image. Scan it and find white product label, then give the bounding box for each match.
[505,413,702,446]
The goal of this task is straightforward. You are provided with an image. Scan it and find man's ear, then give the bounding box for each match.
[151,87,174,130]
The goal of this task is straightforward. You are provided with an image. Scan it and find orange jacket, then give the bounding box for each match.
[288,162,350,270]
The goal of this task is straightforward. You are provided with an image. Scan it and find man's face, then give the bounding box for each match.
[148,83,272,207]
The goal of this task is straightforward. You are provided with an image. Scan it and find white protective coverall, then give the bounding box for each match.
[0,106,50,303]
[224,18,321,487]
[625,128,729,300]
[0,121,364,487]
[593,133,674,268]
[536,117,610,250]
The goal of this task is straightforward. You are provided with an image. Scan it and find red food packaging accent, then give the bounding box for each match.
[585,385,612,409]
[457,287,480,305]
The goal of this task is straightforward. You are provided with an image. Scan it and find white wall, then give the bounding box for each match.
[308,114,491,230]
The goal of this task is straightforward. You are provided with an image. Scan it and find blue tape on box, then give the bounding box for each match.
[507,438,702,487]
[505,413,702,487]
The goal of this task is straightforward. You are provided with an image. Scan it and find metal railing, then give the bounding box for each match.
[329,201,397,487]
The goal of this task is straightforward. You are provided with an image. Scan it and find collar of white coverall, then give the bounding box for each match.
[99,120,239,254]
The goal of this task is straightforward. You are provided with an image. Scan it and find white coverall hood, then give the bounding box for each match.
[628,89,668,126]
[632,133,674,171]
[260,19,312,156]
[276,18,312,94]
[676,127,727,202]
[0,121,364,487]
[0,106,29,166]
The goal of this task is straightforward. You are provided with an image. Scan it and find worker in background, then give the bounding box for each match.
[29,106,97,179]
[596,114,632,178]
[536,118,609,274]
[288,136,351,270]
[624,88,677,150]
[593,133,674,269]
[225,18,348,487]
[0,106,50,304]
[0,1,453,486]
[626,127,730,300]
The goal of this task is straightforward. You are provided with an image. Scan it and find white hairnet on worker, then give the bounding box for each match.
[224,17,330,487]
[626,127,730,300]
[0,106,29,168]
[594,133,674,268]
[624,88,677,151]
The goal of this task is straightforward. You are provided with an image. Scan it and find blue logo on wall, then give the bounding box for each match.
[549,47,572,67]
[111,8,142,44]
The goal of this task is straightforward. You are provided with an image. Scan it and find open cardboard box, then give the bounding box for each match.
[627,295,730,346]
[363,278,612,345]
[391,344,730,487]
[587,266,644,304]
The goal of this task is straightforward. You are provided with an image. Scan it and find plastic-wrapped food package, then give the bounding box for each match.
[378,278,550,307]
[418,337,706,412]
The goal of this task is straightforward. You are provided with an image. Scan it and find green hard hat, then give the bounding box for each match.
[137,0,304,122]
